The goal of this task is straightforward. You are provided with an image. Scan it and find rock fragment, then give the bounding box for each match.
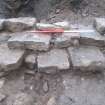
[0,19,4,31]
[0,32,11,43]
[54,32,80,48]
[38,49,70,73]
[25,54,37,70]
[68,46,105,71]
[94,18,105,35]
[8,32,51,51]
[43,80,49,93]
[4,17,36,32]
[0,44,25,72]
[80,30,105,47]
[36,23,60,30]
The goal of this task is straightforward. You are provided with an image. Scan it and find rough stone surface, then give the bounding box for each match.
[0,93,6,102]
[57,94,73,105]
[53,21,70,29]
[43,80,49,93]
[47,96,56,105]
[4,17,36,32]
[0,44,25,72]
[94,18,105,35]
[54,32,80,48]
[36,23,60,30]
[7,92,34,105]
[0,32,11,43]
[8,32,51,51]
[80,30,105,47]
[0,19,4,30]
[68,46,105,71]
[25,54,37,70]
[38,49,70,73]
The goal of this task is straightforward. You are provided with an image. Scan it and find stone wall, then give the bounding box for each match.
[0,17,105,76]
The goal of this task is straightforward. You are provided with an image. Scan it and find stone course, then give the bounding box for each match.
[0,17,104,75]
[8,32,51,51]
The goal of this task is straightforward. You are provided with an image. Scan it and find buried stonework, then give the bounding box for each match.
[0,17,104,75]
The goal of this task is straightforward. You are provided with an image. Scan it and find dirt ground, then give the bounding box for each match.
[1,68,105,105]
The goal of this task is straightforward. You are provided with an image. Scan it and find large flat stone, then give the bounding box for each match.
[4,17,36,32]
[54,32,80,48]
[0,44,25,72]
[94,18,105,35]
[80,30,105,47]
[68,46,105,71]
[38,49,70,74]
[8,32,51,51]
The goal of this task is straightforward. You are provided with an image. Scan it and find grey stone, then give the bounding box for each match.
[68,46,105,71]
[0,93,6,102]
[53,21,70,29]
[36,23,60,30]
[4,17,36,32]
[43,80,49,93]
[8,32,51,51]
[38,49,70,73]
[25,54,37,70]
[54,32,80,48]
[7,92,34,105]
[0,32,11,43]
[94,18,105,35]
[47,96,56,105]
[0,19,4,30]
[80,30,105,47]
[0,78,5,89]
[0,44,25,71]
